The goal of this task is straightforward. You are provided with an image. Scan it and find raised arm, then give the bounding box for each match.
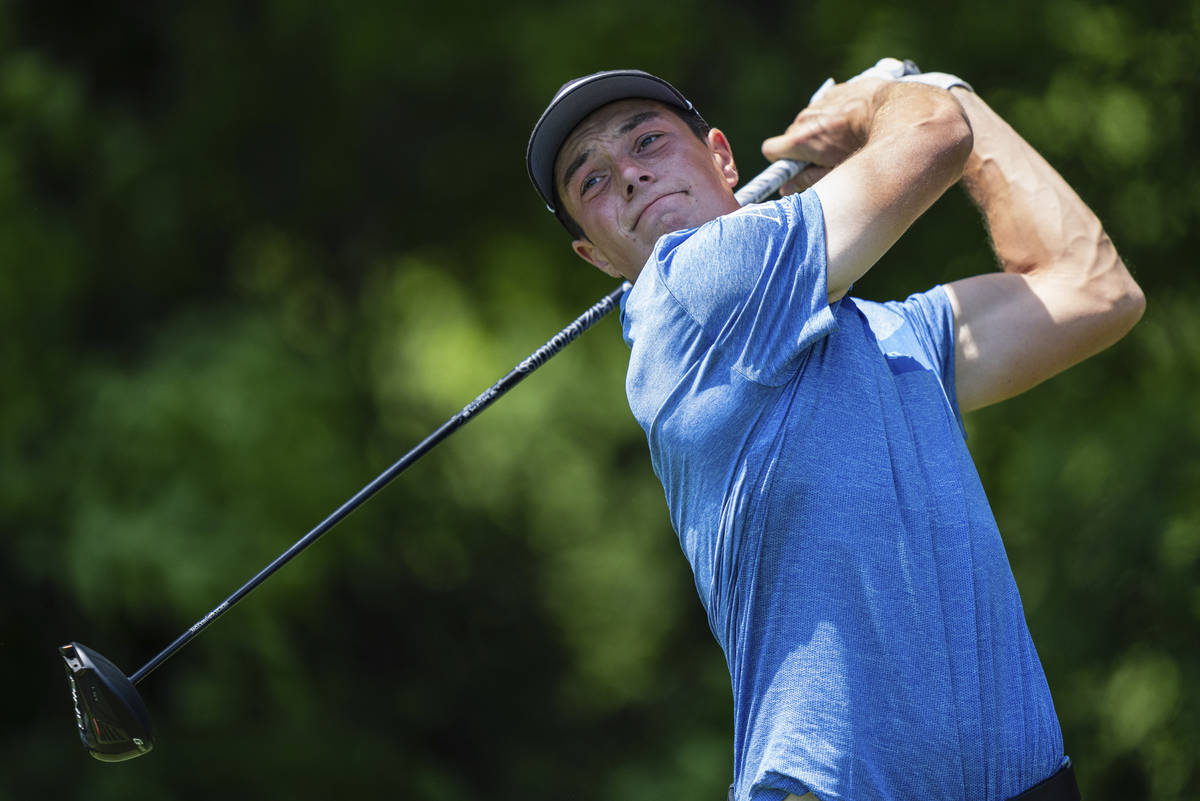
[762,79,973,302]
[943,88,1145,412]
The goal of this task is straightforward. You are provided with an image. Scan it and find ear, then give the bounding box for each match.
[572,238,622,279]
[707,128,739,188]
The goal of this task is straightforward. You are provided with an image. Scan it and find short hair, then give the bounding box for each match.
[552,104,711,241]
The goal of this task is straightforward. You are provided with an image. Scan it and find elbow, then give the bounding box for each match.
[1115,269,1146,333]
[1103,229,1146,333]
[1095,249,1146,340]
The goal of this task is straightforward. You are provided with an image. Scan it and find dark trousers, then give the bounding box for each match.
[725,758,1081,801]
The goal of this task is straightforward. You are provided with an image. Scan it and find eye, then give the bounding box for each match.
[580,173,602,197]
[636,133,662,151]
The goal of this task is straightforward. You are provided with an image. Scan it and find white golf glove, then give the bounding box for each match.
[896,60,973,93]
[846,57,974,93]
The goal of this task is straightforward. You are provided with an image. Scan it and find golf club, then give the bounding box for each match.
[60,58,921,763]
[59,279,628,763]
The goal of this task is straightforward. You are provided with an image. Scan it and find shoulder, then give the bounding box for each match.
[654,190,821,269]
[638,191,826,329]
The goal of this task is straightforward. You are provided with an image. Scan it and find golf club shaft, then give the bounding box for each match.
[128,105,822,687]
[130,281,629,684]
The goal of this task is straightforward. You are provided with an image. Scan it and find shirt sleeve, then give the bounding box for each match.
[649,189,836,387]
[883,285,962,423]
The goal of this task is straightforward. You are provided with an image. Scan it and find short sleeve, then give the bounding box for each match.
[648,189,836,386]
[883,285,962,421]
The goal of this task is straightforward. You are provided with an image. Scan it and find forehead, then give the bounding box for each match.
[554,99,678,185]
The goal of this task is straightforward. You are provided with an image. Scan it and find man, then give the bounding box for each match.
[525,63,1143,801]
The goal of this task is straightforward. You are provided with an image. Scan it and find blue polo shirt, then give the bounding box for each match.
[620,190,1064,801]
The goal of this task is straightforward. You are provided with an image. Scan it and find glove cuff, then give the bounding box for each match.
[898,72,974,93]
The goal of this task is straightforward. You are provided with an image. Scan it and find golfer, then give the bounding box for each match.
[526,63,1143,801]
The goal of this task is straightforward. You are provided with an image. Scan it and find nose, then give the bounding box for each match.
[619,160,653,198]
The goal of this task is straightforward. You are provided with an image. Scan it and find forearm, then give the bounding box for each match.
[823,82,973,294]
[944,86,1145,410]
[864,81,976,197]
[952,88,1143,311]
[774,79,972,299]
[765,79,972,193]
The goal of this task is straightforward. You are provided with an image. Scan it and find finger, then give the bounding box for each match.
[761,132,795,163]
[762,124,821,165]
[762,105,855,165]
[764,78,883,164]
[763,122,849,169]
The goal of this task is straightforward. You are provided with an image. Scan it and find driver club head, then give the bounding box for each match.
[60,642,154,762]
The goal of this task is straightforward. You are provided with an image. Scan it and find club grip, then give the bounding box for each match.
[734,159,803,206]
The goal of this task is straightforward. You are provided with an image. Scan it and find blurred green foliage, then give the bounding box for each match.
[1,0,1196,799]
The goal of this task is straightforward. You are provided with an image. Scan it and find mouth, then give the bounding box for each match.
[632,191,685,232]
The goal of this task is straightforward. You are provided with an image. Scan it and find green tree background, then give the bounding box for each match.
[2,1,1196,798]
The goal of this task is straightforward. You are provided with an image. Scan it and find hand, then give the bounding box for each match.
[760,78,888,194]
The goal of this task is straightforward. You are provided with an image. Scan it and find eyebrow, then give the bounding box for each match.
[559,110,665,192]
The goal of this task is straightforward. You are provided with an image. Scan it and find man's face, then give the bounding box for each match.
[554,99,740,282]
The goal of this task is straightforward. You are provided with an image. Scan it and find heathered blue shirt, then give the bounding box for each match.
[620,190,1063,801]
